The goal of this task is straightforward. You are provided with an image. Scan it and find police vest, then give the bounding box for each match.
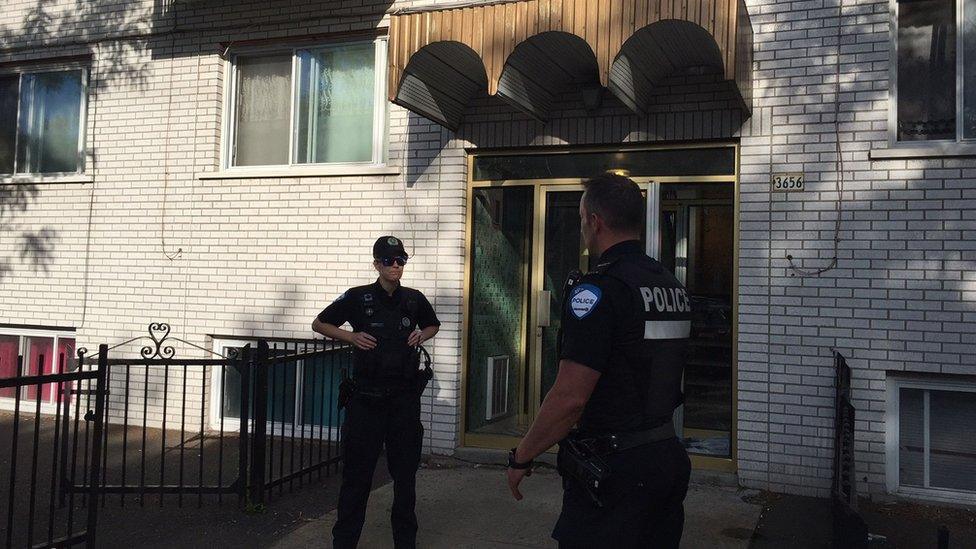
[593,253,692,427]
[352,290,420,386]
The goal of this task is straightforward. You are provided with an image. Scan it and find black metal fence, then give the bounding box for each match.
[63,334,350,510]
[247,339,348,504]
[1,349,105,548]
[70,346,249,509]
[2,327,351,547]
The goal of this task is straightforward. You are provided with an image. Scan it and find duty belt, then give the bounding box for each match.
[357,386,404,398]
[576,421,676,455]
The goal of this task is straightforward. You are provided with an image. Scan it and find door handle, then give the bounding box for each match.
[537,290,551,327]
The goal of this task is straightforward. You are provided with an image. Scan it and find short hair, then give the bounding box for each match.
[581,173,643,234]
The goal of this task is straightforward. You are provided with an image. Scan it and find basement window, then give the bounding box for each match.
[0,326,77,410]
[886,376,976,503]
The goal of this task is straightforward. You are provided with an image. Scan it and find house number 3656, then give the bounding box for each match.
[772,173,804,192]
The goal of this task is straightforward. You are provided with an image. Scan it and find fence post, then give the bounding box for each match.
[248,340,270,506]
[236,345,252,507]
[86,345,108,545]
[59,349,84,507]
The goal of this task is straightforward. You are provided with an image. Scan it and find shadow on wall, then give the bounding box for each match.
[0,1,160,287]
[0,0,158,89]
[146,0,393,61]
[237,281,302,341]
[0,184,58,284]
[0,0,396,86]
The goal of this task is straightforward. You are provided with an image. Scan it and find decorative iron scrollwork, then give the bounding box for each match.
[101,322,237,359]
[141,322,176,359]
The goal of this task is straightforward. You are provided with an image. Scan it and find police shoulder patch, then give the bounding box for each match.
[569,283,602,319]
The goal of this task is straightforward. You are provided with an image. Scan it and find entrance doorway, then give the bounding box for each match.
[462,146,737,469]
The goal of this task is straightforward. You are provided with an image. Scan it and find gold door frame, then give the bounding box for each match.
[460,142,740,473]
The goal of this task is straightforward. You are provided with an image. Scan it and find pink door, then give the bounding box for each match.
[0,335,18,398]
[25,336,54,401]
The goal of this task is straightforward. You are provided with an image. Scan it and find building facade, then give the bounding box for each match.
[1,0,974,504]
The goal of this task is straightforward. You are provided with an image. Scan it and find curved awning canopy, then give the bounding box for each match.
[389,0,753,130]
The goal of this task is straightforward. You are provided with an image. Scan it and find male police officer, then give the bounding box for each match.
[312,236,439,549]
[506,174,692,548]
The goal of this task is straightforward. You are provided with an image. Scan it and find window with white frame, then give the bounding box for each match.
[225,38,388,168]
[0,66,87,175]
[887,377,976,502]
[209,338,346,434]
[0,327,76,409]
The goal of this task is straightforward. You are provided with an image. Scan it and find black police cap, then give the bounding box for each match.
[373,235,408,259]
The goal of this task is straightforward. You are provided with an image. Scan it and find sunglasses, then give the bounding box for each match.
[379,256,408,267]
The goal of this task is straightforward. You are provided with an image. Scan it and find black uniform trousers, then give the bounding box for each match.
[552,437,691,549]
[332,389,423,549]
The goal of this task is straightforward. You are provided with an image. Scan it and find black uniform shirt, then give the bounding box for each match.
[317,280,440,334]
[560,240,691,435]
[318,280,439,385]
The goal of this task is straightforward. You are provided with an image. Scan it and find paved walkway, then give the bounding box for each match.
[274,465,763,548]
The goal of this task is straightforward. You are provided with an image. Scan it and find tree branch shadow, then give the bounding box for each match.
[19,227,57,273]
[0,182,57,281]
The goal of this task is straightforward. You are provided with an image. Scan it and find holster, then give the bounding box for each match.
[337,368,357,410]
[414,345,433,396]
[557,434,611,508]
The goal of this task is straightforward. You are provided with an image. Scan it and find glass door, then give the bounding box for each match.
[659,183,735,459]
[537,190,587,404]
[463,184,649,442]
[533,186,647,408]
[462,145,739,468]
[463,180,733,462]
[464,186,534,437]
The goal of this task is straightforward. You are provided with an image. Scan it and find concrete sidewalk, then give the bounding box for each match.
[274,465,762,548]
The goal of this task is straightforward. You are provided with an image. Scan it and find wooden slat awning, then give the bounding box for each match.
[388,0,753,130]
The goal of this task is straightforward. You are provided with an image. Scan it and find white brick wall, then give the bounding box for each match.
[2,0,975,499]
[739,0,976,498]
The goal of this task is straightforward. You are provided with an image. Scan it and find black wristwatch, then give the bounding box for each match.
[508,447,533,470]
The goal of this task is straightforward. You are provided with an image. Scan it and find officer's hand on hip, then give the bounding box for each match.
[407,330,424,347]
[506,466,532,501]
[351,332,377,350]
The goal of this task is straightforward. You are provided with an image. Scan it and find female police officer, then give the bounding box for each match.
[312,236,439,549]
[506,174,692,548]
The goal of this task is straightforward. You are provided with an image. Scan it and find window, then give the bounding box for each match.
[893,0,976,143]
[0,328,76,409]
[226,38,388,168]
[887,377,976,503]
[208,338,347,435]
[0,68,87,175]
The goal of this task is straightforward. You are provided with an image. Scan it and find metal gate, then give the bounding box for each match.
[3,324,350,547]
[1,346,105,548]
[61,326,348,510]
